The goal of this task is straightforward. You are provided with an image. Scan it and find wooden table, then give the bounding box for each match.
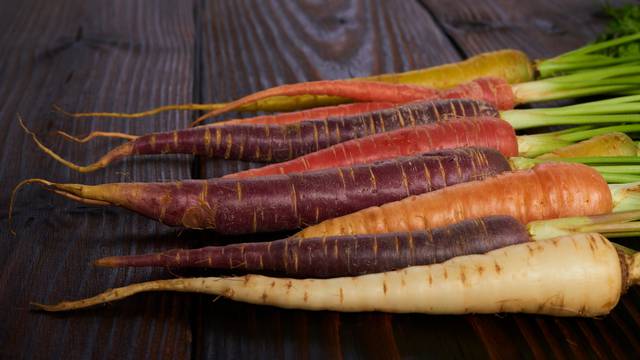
[1,0,639,358]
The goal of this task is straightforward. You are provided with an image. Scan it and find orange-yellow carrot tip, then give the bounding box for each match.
[8,178,100,235]
[19,116,132,173]
[9,177,118,233]
[57,130,139,143]
[52,103,223,119]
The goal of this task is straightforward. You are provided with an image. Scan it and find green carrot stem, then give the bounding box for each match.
[593,165,640,174]
[602,173,640,184]
[513,63,640,103]
[503,112,640,129]
[516,136,572,158]
[611,182,640,212]
[545,63,640,83]
[534,156,640,165]
[527,209,640,240]
[536,94,640,110]
[514,83,636,104]
[537,56,640,74]
[536,33,640,77]
[509,157,640,183]
[557,124,640,142]
[501,94,640,129]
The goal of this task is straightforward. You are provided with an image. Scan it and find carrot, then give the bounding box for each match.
[96,216,528,276]
[295,163,613,238]
[224,118,518,179]
[32,232,640,316]
[57,103,398,144]
[56,50,532,119]
[10,147,511,233]
[95,210,640,278]
[192,77,515,125]
[22,100,499,172]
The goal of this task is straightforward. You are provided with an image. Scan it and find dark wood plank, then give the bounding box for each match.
[420,0,634,58]
[2,0,639,359]
[0,0,195,358]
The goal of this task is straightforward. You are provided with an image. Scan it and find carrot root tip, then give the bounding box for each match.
[94,257,118,267]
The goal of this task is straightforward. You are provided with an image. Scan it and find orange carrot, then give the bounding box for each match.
[295,163,612,238]
[193,77,514,125]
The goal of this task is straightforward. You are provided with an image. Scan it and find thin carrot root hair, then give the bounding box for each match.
[18,116,133,173]
[57,130,139,143]
[52,103,222,119]
[8,178,112,235]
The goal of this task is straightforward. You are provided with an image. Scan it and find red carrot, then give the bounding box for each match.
[225,117,517,179]
[95,216,529,277]
[11,147,510,233]
[23,100,498,172]
[193,77,515,125]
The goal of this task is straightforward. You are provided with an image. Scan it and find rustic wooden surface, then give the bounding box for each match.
[1,0,638,359]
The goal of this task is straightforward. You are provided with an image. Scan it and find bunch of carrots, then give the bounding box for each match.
[14,14,640,316]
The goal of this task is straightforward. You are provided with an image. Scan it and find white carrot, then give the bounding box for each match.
[33,233,640,317]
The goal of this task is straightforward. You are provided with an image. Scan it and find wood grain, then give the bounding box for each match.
[0,0,195,358]
[197,0,461,178]
[2,0,640,359]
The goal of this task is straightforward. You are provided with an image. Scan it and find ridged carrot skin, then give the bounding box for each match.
[36,100,499,173]
[130,99,497,163]
[364,50,533,87]
[215,102,396,126]
[97,216,530,278]
[296,163,613,238]
[225,117,518,179]
[35,233,634,316]
[27,148,510,233]
[196,77,515,123]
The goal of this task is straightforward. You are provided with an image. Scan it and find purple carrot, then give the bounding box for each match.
[96,216,529,278]
[13,147,511,233]
[24,99,498,172]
